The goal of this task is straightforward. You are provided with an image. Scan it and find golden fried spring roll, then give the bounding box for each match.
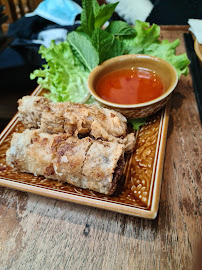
[17,96,135,152]
[6,130,125,195]
[18,96,127,136]
[18,96,50,129]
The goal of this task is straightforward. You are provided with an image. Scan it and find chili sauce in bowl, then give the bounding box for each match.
[88,54,178,118]
[95,67,164,105]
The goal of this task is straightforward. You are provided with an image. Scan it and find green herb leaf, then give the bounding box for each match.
[92,28,114,63]
[106,20,136,36]
[80,0,118,35]
[80,0,95,35]
[94,2,118,29]
[92,0,100,17]
[104,36,126,60]
[67,31,99,71]
[128,118,147,130]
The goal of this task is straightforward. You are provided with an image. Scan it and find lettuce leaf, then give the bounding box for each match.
[123,20,160,53]
[143,39,190,77]
[30,40,90,103]
[122,20,190,77]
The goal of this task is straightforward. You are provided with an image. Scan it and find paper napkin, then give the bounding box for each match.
[188,19,202,44]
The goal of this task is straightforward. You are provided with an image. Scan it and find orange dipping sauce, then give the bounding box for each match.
[95,67,165,104]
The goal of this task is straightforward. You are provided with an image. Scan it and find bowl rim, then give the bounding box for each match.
[87,54,178,109]
[194,39,202,62]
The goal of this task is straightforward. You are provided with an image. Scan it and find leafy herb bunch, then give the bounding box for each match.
[67,0,135,71]
[31,0,190,107]
[67,0,190,77]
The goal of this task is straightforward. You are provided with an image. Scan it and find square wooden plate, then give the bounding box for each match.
[0,86,170,219]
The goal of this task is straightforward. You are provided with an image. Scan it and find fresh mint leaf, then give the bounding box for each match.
[80,0,95,35]
[106,21,136,36]
[92,28,114,63]
[94,2,118,29]
[128,118,147,130]
[92,0,100,17]
[78,0,121,65]
[104,36,125,60]
[80,0,118,35]
[67,31,99,71]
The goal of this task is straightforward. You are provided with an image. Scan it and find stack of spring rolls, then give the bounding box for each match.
[6,96,136,195]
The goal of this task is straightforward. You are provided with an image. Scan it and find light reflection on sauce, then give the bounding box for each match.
[96,67,165,104]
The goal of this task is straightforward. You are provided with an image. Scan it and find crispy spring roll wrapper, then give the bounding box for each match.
[18,96,50,129]
[18,96,127,136]
[17,96,136,152]
[6,130,125,195]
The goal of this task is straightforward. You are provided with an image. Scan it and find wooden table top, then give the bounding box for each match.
[0,26,201,270]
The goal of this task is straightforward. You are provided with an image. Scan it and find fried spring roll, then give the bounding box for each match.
[18,96,135,152]
[18,96,50,129]
[6,130,125,195]
[18,96,127,136]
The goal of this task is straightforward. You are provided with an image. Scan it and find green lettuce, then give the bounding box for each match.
[143,39,190,77]
[30,40,90,103]
[122,20,190,77]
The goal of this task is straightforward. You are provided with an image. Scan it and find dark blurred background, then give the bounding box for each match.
[0,0,202,132]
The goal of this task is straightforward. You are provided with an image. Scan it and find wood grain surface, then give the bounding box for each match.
[0,26,201,270]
